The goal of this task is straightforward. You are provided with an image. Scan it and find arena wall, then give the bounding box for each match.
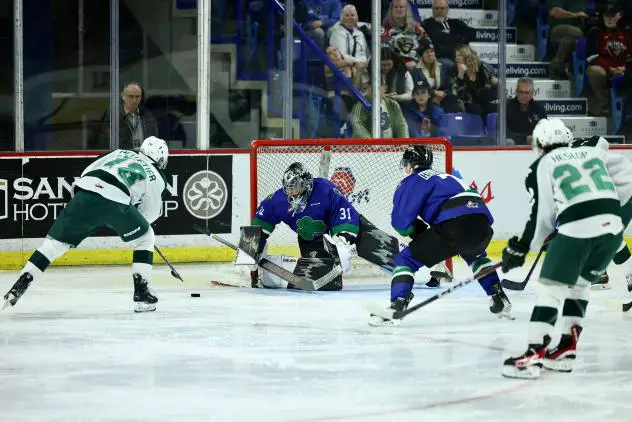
[1,146,631,269]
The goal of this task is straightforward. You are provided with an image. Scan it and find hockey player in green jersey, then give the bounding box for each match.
[567,132,632,310]
[3,136,169,313]
[501,118,627,379]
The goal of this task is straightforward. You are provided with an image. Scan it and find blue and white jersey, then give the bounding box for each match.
[391,169,493,237]
[253,178,360,241]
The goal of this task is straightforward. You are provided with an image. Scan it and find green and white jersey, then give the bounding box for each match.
[74,149,167,224]
[570,136,632,205]
[521,145,623,251]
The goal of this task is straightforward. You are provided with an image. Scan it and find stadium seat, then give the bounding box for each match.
[611,75,625,134]
[486,113,498,138]
[572,39,587,97]
[536,5,549,61]
[439,113,489,145]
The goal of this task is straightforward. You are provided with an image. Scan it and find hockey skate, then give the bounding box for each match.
[623,274,632,312]
[489,284,514,320]
[133,274,158,313]
[591,271,610,290]
[368,293,414,327]
[543,325,582,373]
[3,272,34,309]
[502,336,551,379]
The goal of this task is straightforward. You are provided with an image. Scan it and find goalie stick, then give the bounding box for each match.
[193,225,341,291]
[154,245,184,282]
[365,262,502,321]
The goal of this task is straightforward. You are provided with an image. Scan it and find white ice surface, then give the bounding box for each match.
[1,260,631,422]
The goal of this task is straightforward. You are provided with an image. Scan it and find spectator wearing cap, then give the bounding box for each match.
[296,0,341,50]
[414,39,461,112]
[422,0,475,75]
[402,81,446,137]
[586,4,631,115]
[506,77,548,145]
[451,44,498,119]
[350,77,409,138]
[381,46,415,103]
[328,4,370,83]
[547,0,590,79]
[382,0,428,70]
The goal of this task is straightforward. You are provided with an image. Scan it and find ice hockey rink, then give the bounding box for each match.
[1,259,631,422]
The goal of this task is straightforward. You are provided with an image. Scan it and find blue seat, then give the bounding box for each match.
[611,75,625,134]
[439,113,488,145]
[486,112,498,138]
[536,5,549,61]
[572,39,588,97]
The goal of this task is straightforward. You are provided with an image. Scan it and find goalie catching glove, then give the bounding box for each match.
[323,233,357,274]
[501,236,530,273]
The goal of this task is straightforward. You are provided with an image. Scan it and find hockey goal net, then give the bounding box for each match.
[250,138,453,270]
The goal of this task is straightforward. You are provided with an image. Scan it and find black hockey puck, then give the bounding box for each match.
[190,293,201,297]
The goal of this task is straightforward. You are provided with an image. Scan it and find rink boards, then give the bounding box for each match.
[2,146,632,269]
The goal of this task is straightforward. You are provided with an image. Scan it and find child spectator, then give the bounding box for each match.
[402,80,445,137]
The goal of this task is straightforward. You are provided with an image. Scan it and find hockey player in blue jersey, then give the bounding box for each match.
[369,145,512,326]
[249,162,361,291]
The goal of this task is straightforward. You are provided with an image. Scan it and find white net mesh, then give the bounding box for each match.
[252,139,451,257]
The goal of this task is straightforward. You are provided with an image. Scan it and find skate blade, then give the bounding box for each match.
[368,315,401,327]
[134,303,157,313]
[496,311,516,321]
[542,359,574,372]
[501,364,541,379]
[591,283,611,290]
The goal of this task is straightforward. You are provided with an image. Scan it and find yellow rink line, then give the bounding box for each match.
[1,238,631,271]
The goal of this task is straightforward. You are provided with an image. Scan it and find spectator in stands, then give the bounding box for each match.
[547,0,590,79]
[414,39,461,112]
[324,45,366,112]
[402,80,445,137]
[451,45,498,119]
[328,4,370,82]
[382,0,428,70]
[586,4,631,116]
[421,0,475,75]
[350,77,409,138]
[296,0,341,50]
[89,82,159,150]
[506,77,548,145]
[381,46,414,103]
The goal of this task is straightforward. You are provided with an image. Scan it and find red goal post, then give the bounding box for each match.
[250,138,453,272]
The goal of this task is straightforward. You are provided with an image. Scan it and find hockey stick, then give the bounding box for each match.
[366,262,502,321]
[193,225,341,292]
[500,247,544,291]
[154,245,184,282]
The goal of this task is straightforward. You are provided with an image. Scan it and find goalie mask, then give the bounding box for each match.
[400,145,433,172]
[140,136,169,169]
[282,162,313,214]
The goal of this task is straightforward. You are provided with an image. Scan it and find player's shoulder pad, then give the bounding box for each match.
[570,136,609,150]
[315,178,344,196]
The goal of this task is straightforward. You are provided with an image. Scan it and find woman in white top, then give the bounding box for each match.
[328,4,370,83]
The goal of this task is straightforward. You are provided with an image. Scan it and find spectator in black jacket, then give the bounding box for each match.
[89,82,159,150]
[422,0,475,75]
[506,77,548,145]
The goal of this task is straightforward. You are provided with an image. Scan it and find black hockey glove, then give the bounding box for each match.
[501,236,530,273]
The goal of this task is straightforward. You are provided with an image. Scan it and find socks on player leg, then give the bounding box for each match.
[24,238,71,280]
[391,266,415,301]
[132,250,153,280]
